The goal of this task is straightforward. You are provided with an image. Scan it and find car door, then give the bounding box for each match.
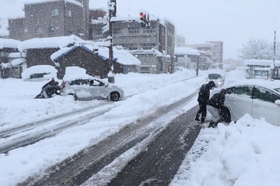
[225,86,253,121]
[89,79,109,99]
[72,79,92,99]
[251,86,280,126]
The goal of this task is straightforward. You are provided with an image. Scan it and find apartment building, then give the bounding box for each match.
[9,0,89,41]
[92,16,175,73]
[207,41,223,63]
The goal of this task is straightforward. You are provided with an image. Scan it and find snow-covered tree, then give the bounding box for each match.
[239,39,273,60]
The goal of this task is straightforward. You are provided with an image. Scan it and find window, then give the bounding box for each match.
[142,43,155,50]
[49,26,55,33]
[35,27,42,35]
[254,87,280,103]
[51,9,59,16]
[113,27,121,35]
[70,79,88,85]
[128,27,139,34]
[208,74,222,79]
[66,10,72,17]
[0,52,9,57]
[143,28,155,34]
[226,86,252,96]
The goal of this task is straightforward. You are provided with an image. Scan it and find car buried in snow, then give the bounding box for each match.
[215,82,280,126]
[60,77,124,101]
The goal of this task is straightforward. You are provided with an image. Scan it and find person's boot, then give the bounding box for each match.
[195,113,200,121]
[200,118,205,123]
[208,120,215,128]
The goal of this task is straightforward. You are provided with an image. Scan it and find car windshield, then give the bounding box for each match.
[208,74,222,79]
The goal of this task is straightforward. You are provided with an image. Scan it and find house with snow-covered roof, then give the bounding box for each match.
[0,38,21,78]
[244,59,280,79]
[17,35,88,75]
[17,35,140,79]
[129,49,169,74]
[174,47,200,70]
[51,45,140,79]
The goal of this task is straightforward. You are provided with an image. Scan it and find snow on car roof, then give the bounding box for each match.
[224,79,280,91]
[62,66,104,82]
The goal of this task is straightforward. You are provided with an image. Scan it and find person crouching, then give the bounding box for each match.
[42,81,61,98]
[207,89,227,128]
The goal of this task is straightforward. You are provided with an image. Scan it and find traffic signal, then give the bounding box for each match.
[140,12,149,27]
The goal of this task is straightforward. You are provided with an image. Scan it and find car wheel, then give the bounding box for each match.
[68,93,78,101]
[110,92,120,101]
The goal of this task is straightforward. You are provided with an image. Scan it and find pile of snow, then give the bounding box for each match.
[171,114,280,186]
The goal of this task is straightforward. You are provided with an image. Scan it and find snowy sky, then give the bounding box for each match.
[1,68,280,185]
[1,0,280,60]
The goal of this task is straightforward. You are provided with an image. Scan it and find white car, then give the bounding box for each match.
[206,73,224,87]
[218,82,280,126]
[60,77,124,101]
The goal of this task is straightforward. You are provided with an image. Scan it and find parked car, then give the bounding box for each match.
[60,77,124,101]
[206,73,224,87]
[215,82,280,126]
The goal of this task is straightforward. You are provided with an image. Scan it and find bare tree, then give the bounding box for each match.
[239,38,273,60]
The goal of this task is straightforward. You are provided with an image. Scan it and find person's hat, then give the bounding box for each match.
[208,81,217,88]
[220,89,227,94]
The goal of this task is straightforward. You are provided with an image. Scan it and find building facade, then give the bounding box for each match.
[91,16,175,73]
[9,0,89,41]
[207,41,223,64]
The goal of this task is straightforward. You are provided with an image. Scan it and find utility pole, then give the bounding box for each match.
[108,0,116,83]
[271,31,276,80]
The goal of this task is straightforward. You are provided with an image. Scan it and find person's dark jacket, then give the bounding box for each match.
[208,92,225,110]
[42,79,56,90]
[197,81,216,104]
[44,85,61,98]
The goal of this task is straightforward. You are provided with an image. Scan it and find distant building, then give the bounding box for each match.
[244,59,280,79]
[186,43,215,69]
[175,35,186,47]
[91,16,175,74]
[223,58,238,71]
[0,38,21,78]
[174,47,200,70]
[207,41,223,64]
[9,0,90,41]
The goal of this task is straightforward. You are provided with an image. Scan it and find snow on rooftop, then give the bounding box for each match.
[130,49,163,57]
[24,0,82,7]
[175,47,200,56]
[110,14,158,23]
[18,35,91,52]
[8,52,27,58]
[244,59,280,67]
[11,58,26,66]
[0,38,21,49]
[51,45,141,66]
